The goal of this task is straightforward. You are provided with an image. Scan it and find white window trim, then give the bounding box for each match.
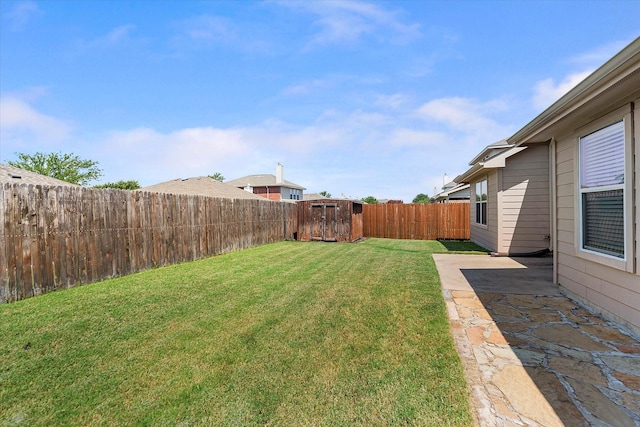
[474,177,488,228]
[575,105,633,273]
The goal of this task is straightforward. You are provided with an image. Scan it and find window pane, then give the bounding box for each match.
[481,202,487,225]
[580,121,624,188]
[582,190,624,257]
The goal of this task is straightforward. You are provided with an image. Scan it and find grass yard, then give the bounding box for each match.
[0,238,486,426]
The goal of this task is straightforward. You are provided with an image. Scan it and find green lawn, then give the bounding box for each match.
[0,239,485,426]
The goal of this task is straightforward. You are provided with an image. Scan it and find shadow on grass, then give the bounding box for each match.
[437,240,489,253]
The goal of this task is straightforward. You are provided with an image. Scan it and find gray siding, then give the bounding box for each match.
[554,105,640,334]
[499,143,550,254]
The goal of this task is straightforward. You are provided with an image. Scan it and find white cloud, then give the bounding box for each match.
[3,0,43,31]
[170,14,270,54]
[568,39,634,67]
[417,97,510,138]
[0,96,72,148]
[84,101,496,202]
[276,0,421,49]
[532,70,592,111]
[0,95,515,202]
[282,79,333,96]
[387,128,449,147]
[374,93,410,110]
[97,127,252,183]
[177,15,234,43]
[71,25,142,55]
[531,39,635,112]
[104,25,136,44]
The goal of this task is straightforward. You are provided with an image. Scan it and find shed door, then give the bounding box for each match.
[310,204,338,242]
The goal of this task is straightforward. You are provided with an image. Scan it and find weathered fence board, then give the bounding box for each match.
[363,203,470,240]
[0,184,298,303]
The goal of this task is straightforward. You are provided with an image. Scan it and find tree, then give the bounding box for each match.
[209,172,225,182]
[361,196,378,204]
[9,151,102,186]
[94,180,141,190]
[412,193,432,204]
[319,191,332,198]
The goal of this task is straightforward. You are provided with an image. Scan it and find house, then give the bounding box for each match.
[454,140,550,255]
[434,181,471,204]
[226,163,305,202]
[0,163,80,187]
[457,37,640,335]
[141,176,266,200]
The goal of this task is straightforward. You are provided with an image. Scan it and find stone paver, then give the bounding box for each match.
[434,254,640,427]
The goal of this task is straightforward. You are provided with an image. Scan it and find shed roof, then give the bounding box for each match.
[304,193,329,201]
[141,176,267,200]
[225,174,305,190]
[0,164,80,187]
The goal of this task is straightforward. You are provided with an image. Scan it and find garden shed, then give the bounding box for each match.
[297,199,363,242]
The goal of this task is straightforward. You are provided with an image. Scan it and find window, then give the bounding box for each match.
[475,178,487,225]
[579,120,625,258]
[289,189,301,200]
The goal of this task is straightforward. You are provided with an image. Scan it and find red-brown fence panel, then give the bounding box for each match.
[363,203,469,240]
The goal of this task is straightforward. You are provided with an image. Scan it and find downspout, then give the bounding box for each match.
[550,137,558,284]
[632,101,638,275]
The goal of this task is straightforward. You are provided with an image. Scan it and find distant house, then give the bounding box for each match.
[454,140,550,255]
[434,181,471,204]
[0,164,80,187]
[226,163,305,202]
[456,37,640,335]
[141,176,266,200]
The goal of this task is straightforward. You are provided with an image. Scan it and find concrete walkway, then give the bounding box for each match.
[433,254,640,427]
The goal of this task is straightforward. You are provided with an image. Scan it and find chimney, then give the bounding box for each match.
[276,162,284,184]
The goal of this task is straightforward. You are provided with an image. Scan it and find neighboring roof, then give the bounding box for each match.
[509,37,640,145]
[434,182,470,201]
[304,193,329,201]
[141,176,267,200]
[225,174,306,190]
[467,139,513,165]
[455,145,528,183]
[0,164,80,187]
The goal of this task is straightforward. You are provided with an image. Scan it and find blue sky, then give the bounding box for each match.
[1,0,638,201]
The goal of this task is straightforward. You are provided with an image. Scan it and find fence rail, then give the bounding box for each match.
[0,184,297,303]
[363,203,470,240]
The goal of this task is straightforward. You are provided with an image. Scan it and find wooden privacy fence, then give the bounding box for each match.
[0,183,298,303]
[363,203,470,240]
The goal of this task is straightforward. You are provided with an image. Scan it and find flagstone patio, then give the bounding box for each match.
[433,254,640,427]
